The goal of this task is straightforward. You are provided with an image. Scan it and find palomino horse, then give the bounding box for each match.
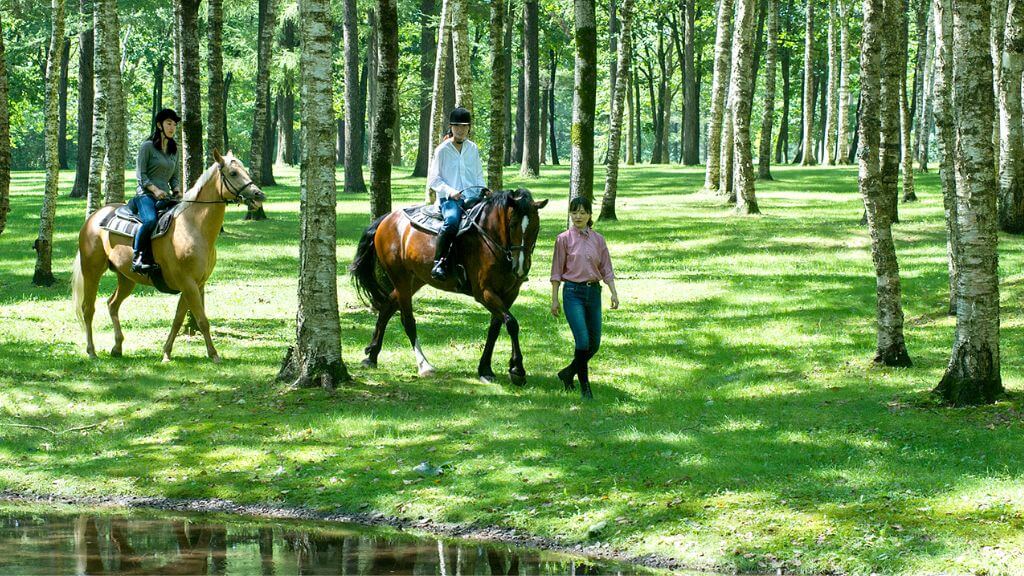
[72,150,265,362]
[350,189,548,384]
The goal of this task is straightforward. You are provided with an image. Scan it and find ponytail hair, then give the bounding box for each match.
[568,196,594,228]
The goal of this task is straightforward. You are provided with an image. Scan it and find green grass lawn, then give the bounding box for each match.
[1,163,1023,575]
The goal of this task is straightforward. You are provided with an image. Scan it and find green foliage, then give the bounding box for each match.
[2,165,1024,575]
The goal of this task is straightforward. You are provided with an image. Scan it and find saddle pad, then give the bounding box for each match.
[401,202,486,237]
[99,202,186,240]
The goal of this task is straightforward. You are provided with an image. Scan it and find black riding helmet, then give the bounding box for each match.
[449,107,471,126]
[154,108,181,125]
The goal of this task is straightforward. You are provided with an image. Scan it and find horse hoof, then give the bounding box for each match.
[110,348,122,358]
[210,355,223,364]
[509,371,526,387]
[479,374,495,384]
[419,367,435,377]
[361,358,378,369]
[162,354,172,363]
[87,351,98,360]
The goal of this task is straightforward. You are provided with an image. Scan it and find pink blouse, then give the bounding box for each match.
[550,226,615,283]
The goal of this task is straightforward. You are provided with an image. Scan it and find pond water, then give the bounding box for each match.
[0,503,667,575]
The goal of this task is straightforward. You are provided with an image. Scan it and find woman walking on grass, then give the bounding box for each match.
[550,197,619,399]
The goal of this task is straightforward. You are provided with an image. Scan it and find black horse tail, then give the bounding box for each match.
[349,214,393,311]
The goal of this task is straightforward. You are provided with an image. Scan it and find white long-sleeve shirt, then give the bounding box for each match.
[427,138,486,204]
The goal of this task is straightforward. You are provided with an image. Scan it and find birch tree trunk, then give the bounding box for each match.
[900,2,917,202]
[250,0,278,187]
[426,0,452,203]
[836,0,852,164]
[0,12,11,235]
[823,0,838,165]
[99,0,125,205]
[720,88,735,200]
[487,0,506,190]
[369,0,398,220]
[704,0,734,190]
[549,48,559,165]
[880,0,902,223]
[776,47,791,162]
[343,0,367,192]
[599,0,633,222]
[992,0,1008,172]
[70,0,93,199]
[207,0,226,158]
[35,0,66,286]
[280,0,349,391]
[625,70,634,165]
[177,0,203,188]
[412,0,435,178]
[911,0,929,170]
[918,9,935,171]
[451,0,472,113]
[932,0,960,315]
[998,0,1024,232]
[367,9,378,146]
[569,0,597,203]
[757,0,778,180]
[801,0,817,165]
[520,0,540,177]
[858,0,912,367]
[86,0,108,217]
[58,41,70,170]
[934,0,1003,405]
[733,0,760,214]
[683,0,699,165]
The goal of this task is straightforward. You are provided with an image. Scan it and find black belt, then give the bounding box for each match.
[566,280,601,287]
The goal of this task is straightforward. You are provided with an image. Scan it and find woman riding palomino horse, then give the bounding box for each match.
[350,189,548,384]
[72,149,265,362]
[132,108,182,273]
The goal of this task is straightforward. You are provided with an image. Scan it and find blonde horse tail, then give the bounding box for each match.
[71,251,86,331]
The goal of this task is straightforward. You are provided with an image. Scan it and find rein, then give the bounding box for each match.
[179,167,256,205]
[470,202,526,265]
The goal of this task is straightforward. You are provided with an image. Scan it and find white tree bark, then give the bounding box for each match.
[598,0,633,222]
[732,0,760,214]
[0,11,9,235]
[757,0,778,180]
[932,0,960,315]
[426,0,452,203]
[801,0,817,165]
[823,0,838,165]
[836,0,853,163]
[99,0,125,205]
[704,0,734,190]
[998,0,1024,232]
[934,0,1003,405]
[34,0,66,286]
[569,0,597,203]
[451,0,472,114]
[282,0,349,390]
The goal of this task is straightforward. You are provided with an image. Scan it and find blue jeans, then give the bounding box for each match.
[132,194,172,255]
[562,281,602,354]
[440,198,466,233]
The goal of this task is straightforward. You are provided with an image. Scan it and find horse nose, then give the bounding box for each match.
[253,188,266,201]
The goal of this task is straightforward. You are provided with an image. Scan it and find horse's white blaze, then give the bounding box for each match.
[518,215,529,275]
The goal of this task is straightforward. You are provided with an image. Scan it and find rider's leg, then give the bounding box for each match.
[432,199,464,279]
[132,194,159,272]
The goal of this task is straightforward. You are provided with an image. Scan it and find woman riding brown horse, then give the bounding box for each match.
[350,189,547,384]
[72,150,265,362]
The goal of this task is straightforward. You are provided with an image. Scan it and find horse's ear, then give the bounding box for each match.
[533,199,549,210]
[213,148,224,165]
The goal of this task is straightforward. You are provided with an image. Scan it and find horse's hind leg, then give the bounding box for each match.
[396,291,434,377]
[363,293,398,368]
[107,272,136,357]
[76,259,104,359]
[161,295,189,362]
[477,314,503,383]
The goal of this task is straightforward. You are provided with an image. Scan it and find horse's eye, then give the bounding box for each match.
[231,170,238,176]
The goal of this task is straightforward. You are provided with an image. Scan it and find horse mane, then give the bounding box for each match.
[182,162,220,201]
[484,188,534,215]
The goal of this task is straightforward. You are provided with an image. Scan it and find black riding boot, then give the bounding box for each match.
[431,228,455,280]
[131,250,154,273]
[558,360,577,391]
[575,348,593,399]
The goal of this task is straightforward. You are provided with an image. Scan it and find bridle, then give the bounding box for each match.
[470,195,529,268]
[180,162,259,206]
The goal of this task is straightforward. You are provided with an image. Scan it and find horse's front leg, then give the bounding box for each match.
[181,282,220,363]
[480,290,526,386]
[162,295,190,362]
[477,314,503,383]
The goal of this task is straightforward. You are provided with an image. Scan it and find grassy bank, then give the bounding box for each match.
[1,163,1023,575]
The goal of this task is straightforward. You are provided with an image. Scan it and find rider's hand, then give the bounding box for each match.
[448,191,462,201]
[610,294,620,310]
[550,300,560,317]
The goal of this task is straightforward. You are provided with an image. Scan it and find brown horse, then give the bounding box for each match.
[71,150,265,362]
[350,189,548,384]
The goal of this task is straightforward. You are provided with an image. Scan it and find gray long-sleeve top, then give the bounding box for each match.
[135,140,180,196]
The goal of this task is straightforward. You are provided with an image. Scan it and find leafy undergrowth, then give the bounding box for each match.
[2,164,1023,575]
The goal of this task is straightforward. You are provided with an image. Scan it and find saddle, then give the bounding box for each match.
[401,202,487,236]
[98,200,186,241]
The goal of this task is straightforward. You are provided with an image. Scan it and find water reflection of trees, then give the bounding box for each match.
[1,513,624,575]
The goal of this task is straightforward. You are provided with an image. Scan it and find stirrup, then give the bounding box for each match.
[431,259,448,280]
